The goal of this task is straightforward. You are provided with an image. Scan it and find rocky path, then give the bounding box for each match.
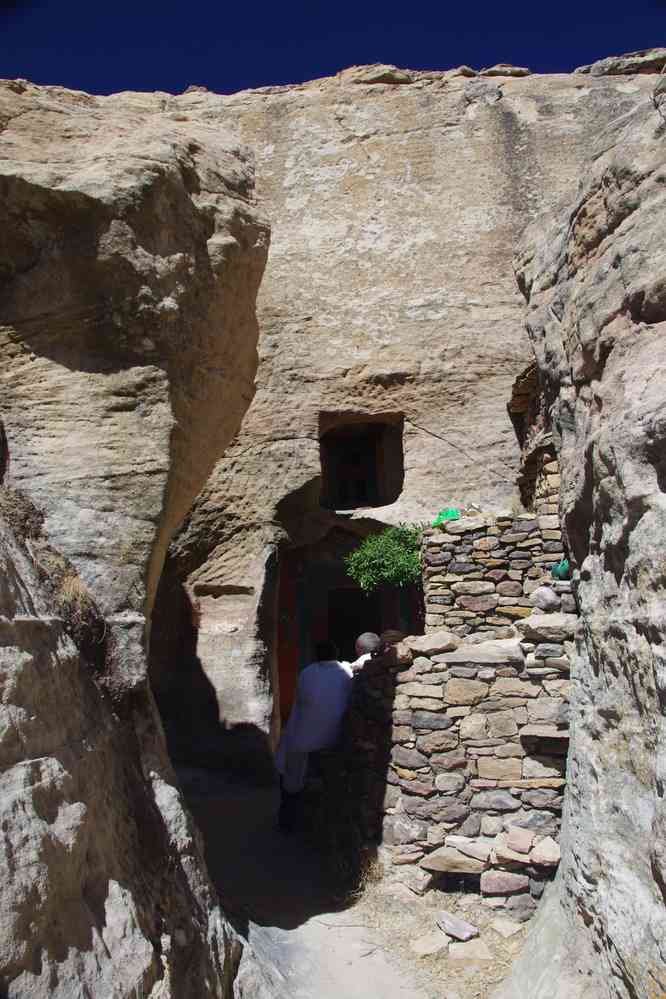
[182,769,433,999]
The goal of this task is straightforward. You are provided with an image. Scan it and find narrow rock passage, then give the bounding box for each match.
[183,770,433,999]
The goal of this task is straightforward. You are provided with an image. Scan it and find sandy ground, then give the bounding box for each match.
[182,768,526,999]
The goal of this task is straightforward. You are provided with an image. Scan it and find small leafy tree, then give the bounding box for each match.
[344,524,422,593]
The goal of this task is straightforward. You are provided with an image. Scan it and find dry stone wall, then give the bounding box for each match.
[345,507,578,923]
[423,500,566,638]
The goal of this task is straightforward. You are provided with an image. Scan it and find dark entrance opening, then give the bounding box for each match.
[319,415,404,510]
[275,528,421,724]
[327,587,382,662]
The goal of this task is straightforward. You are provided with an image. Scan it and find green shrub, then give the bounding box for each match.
[344,524,422,593]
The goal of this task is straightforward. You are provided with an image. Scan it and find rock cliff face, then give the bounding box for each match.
[496,82,666,999]
[0,81,269,997]
[158,67,655,740]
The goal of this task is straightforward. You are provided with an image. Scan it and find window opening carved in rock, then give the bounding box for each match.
[319,415,404,510]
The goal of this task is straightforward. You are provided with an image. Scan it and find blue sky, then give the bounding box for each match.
[2,0,665,95]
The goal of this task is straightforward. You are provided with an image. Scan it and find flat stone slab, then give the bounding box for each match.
[433,638,524,664]
[490,916,523,939]
[481,870,530,895]
[443,516,490,535]
[420,846,486,874]
[409,930,450,957]
[516,613,577,642]
[520,724,569,741]
[444,835,492,862]
[407,630,460,656]
[436,910,479,941]
[448,939,493,962]
[506,826,536,854]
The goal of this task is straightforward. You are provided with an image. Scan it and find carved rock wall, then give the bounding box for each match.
[496,83,666,999]
[0,81,271,997]
[162,67,655,740]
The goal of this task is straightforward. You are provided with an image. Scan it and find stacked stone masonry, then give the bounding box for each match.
[424,479,569,638]
[346,500,579,921]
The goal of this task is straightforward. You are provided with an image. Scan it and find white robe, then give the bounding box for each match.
[275,658,354,793]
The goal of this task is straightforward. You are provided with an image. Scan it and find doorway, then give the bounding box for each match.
[275,529,422,724]
[327,587,382,662]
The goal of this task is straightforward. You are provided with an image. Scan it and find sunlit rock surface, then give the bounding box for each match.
[0,79,270,997]
[496,86,666,999]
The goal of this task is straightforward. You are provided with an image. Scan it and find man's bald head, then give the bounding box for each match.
[355,632,381,657]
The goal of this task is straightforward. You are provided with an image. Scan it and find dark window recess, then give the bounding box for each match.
[319,420,404,510]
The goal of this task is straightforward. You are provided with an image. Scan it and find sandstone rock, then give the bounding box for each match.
[392,746,429,769]
[407,631,460,656]
[529,837,561,867]
[481,64,531,77]
[451,580,496,595]
[412,711,455,731]
[0,81,274,999]
[435,640,524,665]
[486,710,519,737]
[490,917,523,939]
[448,939,493,962]
[155,63,655,751]
[444,836,492,863]
[445,678,489,705]
[392,844,425,865]
[444,516,490,535]
[515,614,577,643]
[529,586,561,612]
[409,930,450,957]
[471,791,521,812]
[526,699,564,724]
[417,730,459,754]
[493,833,531,866]
[533,643,564,659]
[399,776,435,797]
[505,893,538,923]
[478,757,522,781]
[506,827,536,854]
[403,798,470,825]
[458,812,482,838]
[435,773,467,794]
[490,678,541,699]
[521,790,563,811]
[394,865,435,896]
[575,47,666,76]
[420,847,486,875]
[481,871,530,896]
[522,756,565,779]
[482,815,506,836]
[400,682,444,698]
[436,911,480,941]
[500,93,666,998]
[431,748,468,772]
[459,713,488,740]
[457,594,500,613]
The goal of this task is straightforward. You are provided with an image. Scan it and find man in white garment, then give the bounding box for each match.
[275,632,381,831]
[348,631,382,672]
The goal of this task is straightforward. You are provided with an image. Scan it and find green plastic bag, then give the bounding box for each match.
[551,558,570,580]
[432,508,461,528]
